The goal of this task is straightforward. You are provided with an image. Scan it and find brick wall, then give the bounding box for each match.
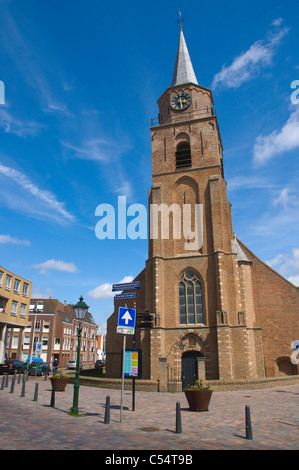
[238,240,299,376]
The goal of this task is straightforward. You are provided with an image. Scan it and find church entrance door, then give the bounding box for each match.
[181,351,203,389]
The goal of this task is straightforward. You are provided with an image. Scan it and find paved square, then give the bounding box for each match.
[0,376,298,451]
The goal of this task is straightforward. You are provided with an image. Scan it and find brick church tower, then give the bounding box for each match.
[106,27,299,388]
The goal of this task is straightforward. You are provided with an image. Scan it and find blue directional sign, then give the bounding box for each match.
[118,307,136,328]
[117,307,136,334]
[112,281,140,292]
[115,292,136,300]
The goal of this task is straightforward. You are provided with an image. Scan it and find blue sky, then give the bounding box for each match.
[0,0,298,333]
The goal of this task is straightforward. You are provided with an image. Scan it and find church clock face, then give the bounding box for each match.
[171,92,192,111]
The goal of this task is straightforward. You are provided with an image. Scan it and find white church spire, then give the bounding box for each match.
[171,26,198,87]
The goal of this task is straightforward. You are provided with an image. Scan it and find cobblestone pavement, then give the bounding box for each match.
[0,375,298,452]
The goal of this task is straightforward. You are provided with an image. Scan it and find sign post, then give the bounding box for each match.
[120,334,126,423]
[113,280,139,422]
[117,305,137,422]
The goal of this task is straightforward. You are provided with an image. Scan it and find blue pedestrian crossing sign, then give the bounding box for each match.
[117,307,136,335]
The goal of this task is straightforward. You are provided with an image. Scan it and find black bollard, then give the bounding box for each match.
[1,376,5,390]
[44,372,47,381]
[175,402,182,434]
[5,374,9,388]
[18,372,21,384]
[245,405,253,440]
[21,380,26,397]
[33,383,38,402]
[50,386,55,408]
[104,395,110,424]
[9,376,15,394]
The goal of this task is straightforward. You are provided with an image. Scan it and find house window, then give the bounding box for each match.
[12,335,19,348]
[0,271,3,287]
[14,279,21,294]
[176,142,192,169]
[179,270,203,325]
[5,275,12,291]
[22,283,29,297]
[20,303,27,318]
[11,300,18,316]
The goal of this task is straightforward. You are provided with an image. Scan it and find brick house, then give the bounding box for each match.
[106,27,299,389]
[6,298,98,369]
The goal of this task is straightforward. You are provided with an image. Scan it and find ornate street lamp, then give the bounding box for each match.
[70,295,89,415]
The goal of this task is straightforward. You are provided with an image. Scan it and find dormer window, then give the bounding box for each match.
[176,142,191,169]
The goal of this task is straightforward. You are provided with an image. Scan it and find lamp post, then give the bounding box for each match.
[71,296,89,415]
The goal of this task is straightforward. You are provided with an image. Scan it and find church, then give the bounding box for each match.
[106,26,299,390]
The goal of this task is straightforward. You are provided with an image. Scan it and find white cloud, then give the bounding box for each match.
[61,134,132,164]
[227,175,274,191]
[61,139,110,162]
[32,259,79,275]
[266,248,299,286]
[61,138,134,200]
[271,18,284,27]
[0,162,76,224]
[31,287,54,299]
[0,234,30,245]
[0,9,73,119]
[250,188,299,244]
[211,20,289,90]
[96,322,107,335]
[288,274,299,285]
[87,276,134,300]
[43,102,73,117]
[88,283,115,300]
[253,109,299,166]
[272,188,299,211]
[114,181,133,199]
[0,108,42,137]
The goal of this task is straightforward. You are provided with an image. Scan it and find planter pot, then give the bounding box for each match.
[50,377,69,392]
[184,390,213,412]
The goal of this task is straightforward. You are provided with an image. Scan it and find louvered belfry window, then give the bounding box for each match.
[176,142,191,169]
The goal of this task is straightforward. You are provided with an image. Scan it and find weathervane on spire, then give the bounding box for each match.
[175,11,187,30]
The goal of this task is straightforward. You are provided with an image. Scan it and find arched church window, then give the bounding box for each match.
[179,271,203,325]
[176,142,191,169]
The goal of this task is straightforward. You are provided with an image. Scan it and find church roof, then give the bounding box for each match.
[232,237,250,262]
[171,28,198,87]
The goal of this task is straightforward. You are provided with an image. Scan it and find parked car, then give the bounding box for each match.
[95,360,105,368]
[28,361,43,376]
[67,360,83,370]
[0,360,26,375]
[42,362,51,375]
